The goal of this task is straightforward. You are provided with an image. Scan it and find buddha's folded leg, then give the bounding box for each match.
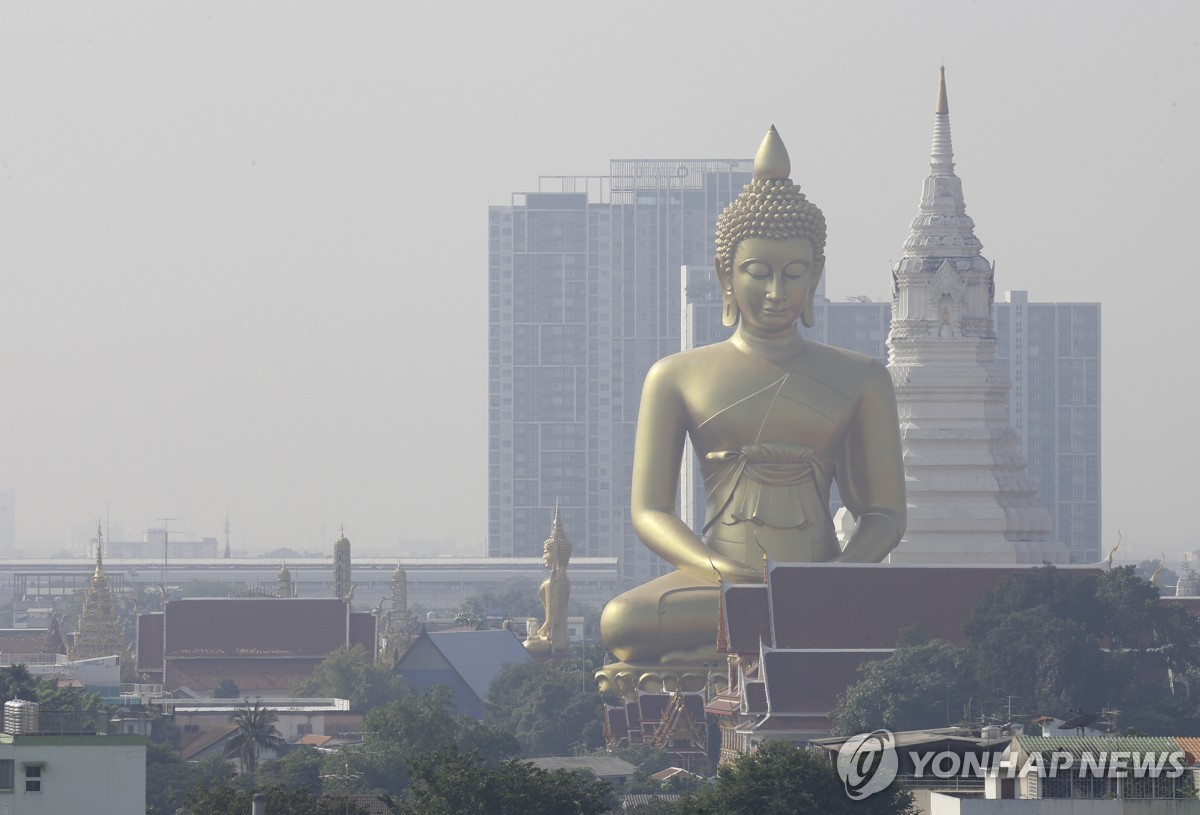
[600,570,720,664]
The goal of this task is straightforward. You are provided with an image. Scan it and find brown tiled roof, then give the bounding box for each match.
[0,629,49,654]
[163,598,349,657]
[638,692,670,722]
[624,698,641,729]
[1174,737,1200,764]
[1162,597,1200,616]
[744,681,767,714]
[136,613,164,672]
[721,583,770,654]
[344,796,392,815]
[766,564,1101,649]
[181,723,239,760]
[165,657,325,694]
[348,613,376,652]
[296,733,333,747]
[704,694,739,716]
[605,706,629,738]
[761,649,889,713]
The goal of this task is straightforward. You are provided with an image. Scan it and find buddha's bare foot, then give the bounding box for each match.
[595,660,727,700]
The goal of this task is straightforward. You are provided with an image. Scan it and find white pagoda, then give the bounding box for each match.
[886,68,1067,565]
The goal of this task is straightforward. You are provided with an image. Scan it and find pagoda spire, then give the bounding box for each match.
[931,65,954,172]
[901,66,981,263]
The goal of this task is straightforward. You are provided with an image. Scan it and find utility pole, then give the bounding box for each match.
[157,517,176,590]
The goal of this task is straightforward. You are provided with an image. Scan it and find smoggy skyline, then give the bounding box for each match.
[1,2,1196,560]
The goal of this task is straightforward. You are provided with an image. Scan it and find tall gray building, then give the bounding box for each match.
[488,159,752,580]
[994,290,1101,562]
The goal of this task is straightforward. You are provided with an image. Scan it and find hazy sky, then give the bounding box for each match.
[1,2,1196,560]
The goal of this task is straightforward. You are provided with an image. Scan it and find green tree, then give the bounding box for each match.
[832,639,978,735]
[256,746,325,794]
[213,677,240,698]
[225,701,285,777]
[678,740,914,815]
[484,644,606,756]
[1136,559,1179,597]
[293,645,409,710]
[349,688,520,796]
[184,783,368,815]
[835,566,1200,735]
[389,745,615,815]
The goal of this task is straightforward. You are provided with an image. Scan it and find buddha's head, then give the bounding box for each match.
[544,535,572,571]
[715,126,827,331]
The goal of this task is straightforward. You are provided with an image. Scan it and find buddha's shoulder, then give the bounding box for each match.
[798,340,891,392]
[646,343,735,373]
[801,339,877,368]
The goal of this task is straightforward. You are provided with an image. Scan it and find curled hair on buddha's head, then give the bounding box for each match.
[715,126,827,327]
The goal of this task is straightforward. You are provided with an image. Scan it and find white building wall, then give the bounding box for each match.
[0,737,146,815]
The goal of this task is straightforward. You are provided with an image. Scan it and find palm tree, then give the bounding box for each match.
[225,700,285,777]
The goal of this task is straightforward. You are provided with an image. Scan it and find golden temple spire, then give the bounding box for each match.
[73,520,124,660]
[753,125,791,180]
[94,520,105,580]
[936,65,949,115]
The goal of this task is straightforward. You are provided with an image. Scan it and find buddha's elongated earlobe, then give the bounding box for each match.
[800,290,815,328]
[722,289,739,327]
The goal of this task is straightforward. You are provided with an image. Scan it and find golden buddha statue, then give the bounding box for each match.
[597,127,907,697]
[525,504,573,657]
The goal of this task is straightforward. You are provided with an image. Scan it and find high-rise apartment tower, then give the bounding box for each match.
[488,160,752,580]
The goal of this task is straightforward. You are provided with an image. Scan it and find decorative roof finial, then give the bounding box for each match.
[936,65,949,115]
[753,125,791,180]
[552,497,563,535]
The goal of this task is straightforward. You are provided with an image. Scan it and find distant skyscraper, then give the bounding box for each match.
[489,159,753,580]
[995,290,1101,562]
[886,69,1066,564]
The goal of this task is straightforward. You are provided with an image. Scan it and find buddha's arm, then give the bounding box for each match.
[631,361,761,583]
[834,360,907,563]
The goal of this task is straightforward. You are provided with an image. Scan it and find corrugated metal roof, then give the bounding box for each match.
[1014,735,1181,757]
[527,756,637,777]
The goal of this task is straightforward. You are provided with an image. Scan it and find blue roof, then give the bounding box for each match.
[425,630,533,703]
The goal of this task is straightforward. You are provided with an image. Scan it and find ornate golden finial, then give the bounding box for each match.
[753,125,791,180]
[936,65,949,115]
[552,497,563,536]
[1106,529,1123,570]
[1151,555,1165,587]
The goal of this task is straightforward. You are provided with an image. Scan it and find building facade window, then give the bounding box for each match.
[24,763,42,793]
[0,759,13,790]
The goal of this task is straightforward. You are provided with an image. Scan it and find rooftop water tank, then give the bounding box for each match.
[4,700,39,735]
